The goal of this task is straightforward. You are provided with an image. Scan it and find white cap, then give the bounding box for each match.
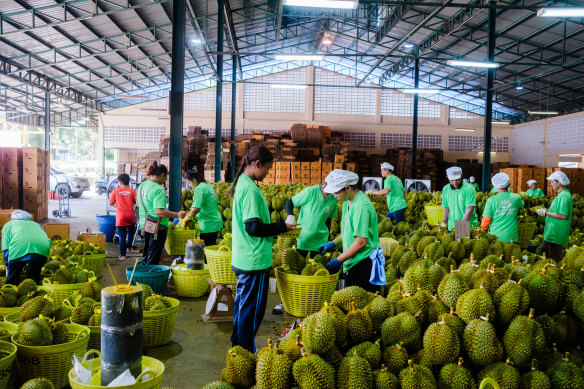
[491,172,510,189]
[547,171,570,186]
[446,166,463,180]
[381,162,394,171]
[323,169,359,194]
[527,179,537,186]
[469,176,475,183]
[11,210,32,220]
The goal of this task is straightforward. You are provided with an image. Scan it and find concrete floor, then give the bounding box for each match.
[44,191,289,388]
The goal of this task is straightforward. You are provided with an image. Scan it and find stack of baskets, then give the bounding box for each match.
[143,297,180,347]
[171,265,210,298]
[80,252,106,278]
[0,341,17,389]
[126,265,171,295]
[165,229,196,256]
[204,246,237,285]
[275,269,339,317]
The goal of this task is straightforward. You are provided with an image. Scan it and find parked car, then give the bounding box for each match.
[49,167,90,198]
[95,176,107,195]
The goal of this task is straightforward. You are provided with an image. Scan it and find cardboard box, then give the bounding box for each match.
[333,163,343,170]
[276,162,291,172]
[345,163,357,172]
[44,224,70,240]
[301,171,310,179]
[291,173,302,184]
[301,162,311,172]
[301,178,311,186]
[292,162,301,172]
[275,177,290,185]
[78,232,106,249]
[0,209,14,235]
[322,162,333,172]
[310,178,322,186]
[334,155,345,164]
[311,171,321,179]
[310,162,321,172]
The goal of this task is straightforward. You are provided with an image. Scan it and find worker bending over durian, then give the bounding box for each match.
[480,172,524,243]
[319,170,381,293]
[1,211,51,285]
[441,166,479,231]
[368,162,407,223]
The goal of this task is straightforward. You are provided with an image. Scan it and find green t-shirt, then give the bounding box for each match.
[232,174,273,271]
[137,180,169,229]
[471,183,480,192]
[292,185,338,251]
[341,191,379,272]
[192,182,223,234]
[1,220,51,261]
[544,189,572,246]
[384,174,407,213]
[526,188,545,198]
[482,191,525,243]
[442,181,479,231]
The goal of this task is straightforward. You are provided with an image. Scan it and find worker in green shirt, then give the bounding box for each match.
[183,168,223,247]
[138,162,186,265]
[319,170,381,292]
[1,211,51,285]
[368,162,407,223]
[469,176,480,192]
[537,171,573,261]
[441,166,479,231]
[480,173,525,243]
[230,147,296,353]
[526,180,545,197]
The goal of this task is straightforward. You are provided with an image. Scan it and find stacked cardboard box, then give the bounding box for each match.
[515,167,533,192]
[301,162,311,185]
[1,148,22,210]
[572,169,584,196]
[322,162,333,181]
[22,148,49,221]
[310,162,322,186]
[275,162,291,184]
[292,162,301,184]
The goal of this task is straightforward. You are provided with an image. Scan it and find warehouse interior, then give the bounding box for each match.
[3,0,584,388]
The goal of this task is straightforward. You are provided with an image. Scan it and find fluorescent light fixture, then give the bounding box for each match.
[515,85,525,91]
[538,7,584,17]
[321,35,333,45]
[528,110,559,115]
[455,128,476,132]
[273,54,324,61]
[403,43,415,49]
[270,84,307,90]
[191,38,201,44]
[114,95,149,100]
[401,88,441,94]
[478,152,497,154]
[447,60,499,68]
[492,120,510,125]
[283,0,358,9]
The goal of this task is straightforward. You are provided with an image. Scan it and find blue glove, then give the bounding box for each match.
[325,258,342,274]
[319,241,336,254]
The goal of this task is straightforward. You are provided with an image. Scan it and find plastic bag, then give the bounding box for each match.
[369,247,387,286]
[71,355,92,385]
[108,367,152,386]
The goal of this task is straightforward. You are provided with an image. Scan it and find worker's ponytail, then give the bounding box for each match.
[229,146,273,198]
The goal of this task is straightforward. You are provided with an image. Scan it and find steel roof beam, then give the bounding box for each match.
[375,2,415,44]
[186,0,219,80]
[223,0,244,78]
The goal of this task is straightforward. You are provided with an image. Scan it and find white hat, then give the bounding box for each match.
[381,162,394,171]
[547,171,570,186]
[491,172,510,189]
[469,176,475,183]
[446,166,463,180]
[527,179,537,186]
[323,169,359,194]
[11,210,32,220]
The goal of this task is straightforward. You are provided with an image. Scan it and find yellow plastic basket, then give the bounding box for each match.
[43,278,91,305]
[171,265,210,298]
[165,229,196,256]
[283,228,302,239]
[69,319,100,351]
[12,323,90,389]
[143,297,179,347]
[68,350,165,389]
[204,245,237,285]
[275,269,339,317]
[0,286,53,317]
[0,322,17,342]
[80,253,106,277]
[424,205,444,226]
[0,341,17,389]
[518,220,537,249]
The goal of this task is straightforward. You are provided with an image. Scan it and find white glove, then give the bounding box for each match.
[441,223,447,228]
[285,215,297,225]
[536,208,547,217]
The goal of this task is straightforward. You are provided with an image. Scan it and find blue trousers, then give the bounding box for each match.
[116,223,137,257]
[386,207,406,223]
[231,267,270,353]
[4,253,47,285]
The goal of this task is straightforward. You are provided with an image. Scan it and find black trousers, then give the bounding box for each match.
[200,231,219,247]
[344,256,380,293]
[6,257,47,285]
[542,240,564,262]
[142,227,168,265]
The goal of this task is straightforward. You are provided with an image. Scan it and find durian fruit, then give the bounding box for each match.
[367,293,394,330]
[202,381,235,389]
[320,345,343,368]
[255,348,293,389]
[278,332,302,362]
[50,322,69,345]
[137,282,153,300]
[478,359,521,389]
[79,280,102,301]
[458,257,480,283]
[337,350,372,389]
[494,278,530,326]
[346,340,382,370]
[504,241,522,263]
[403,264,433,293]
[344,301,373,345]
[447,241,466,263]
[281,248,305,274]
[44,259,63,274]
[438,357,476,389]
[52,300,73,322]
[398,360,437,389]
[427,295,449,323]
[88,309,101,327]
[320,303,347,349]
[144,295,171,311]
[471,238,490,262]
[53,267,75,284]
[519,359,551,389]
[398,249,418,275]
[437,266,469,310]
[390,246,409,268]
[0,286,18,307]
[423,241,445,262]
[330,286,372,311]
[16,317,53,346]
[223,346,256,388]
[545,352,584,388]
[301,311,336,354]
[300,260,325,276]
[455,285,495,323]
[525,265,561,314]
[442,307,465,339]
[551,310,580,349]
[292,348,335,389]
[503,308,546,368]
[19,295,54,321]
[373,364,398,389]
[416,236,435,257]
[381,312,421,351]
[382,342,408,375]
[572,288,584,322]
[17,279,37,297]
[20,378,55,389]
[422,317,460,365]
[70,302,94,325]
[463,313,503,367]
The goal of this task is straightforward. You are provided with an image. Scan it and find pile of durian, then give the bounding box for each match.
[20,378,55,389]
[50,239,105,257]
[0,279,50,308]
[204,226,584,389]
[42,260,93,285]
[138,283,173,311]
[272,236,337,277]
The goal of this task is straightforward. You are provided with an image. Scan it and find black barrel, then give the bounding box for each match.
[101,285,143,386]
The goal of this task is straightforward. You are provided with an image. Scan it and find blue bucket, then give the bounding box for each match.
[126,265,171,295]
[96,214,116,242]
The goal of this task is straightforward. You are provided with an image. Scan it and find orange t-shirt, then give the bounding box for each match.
[109,187,137,226]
